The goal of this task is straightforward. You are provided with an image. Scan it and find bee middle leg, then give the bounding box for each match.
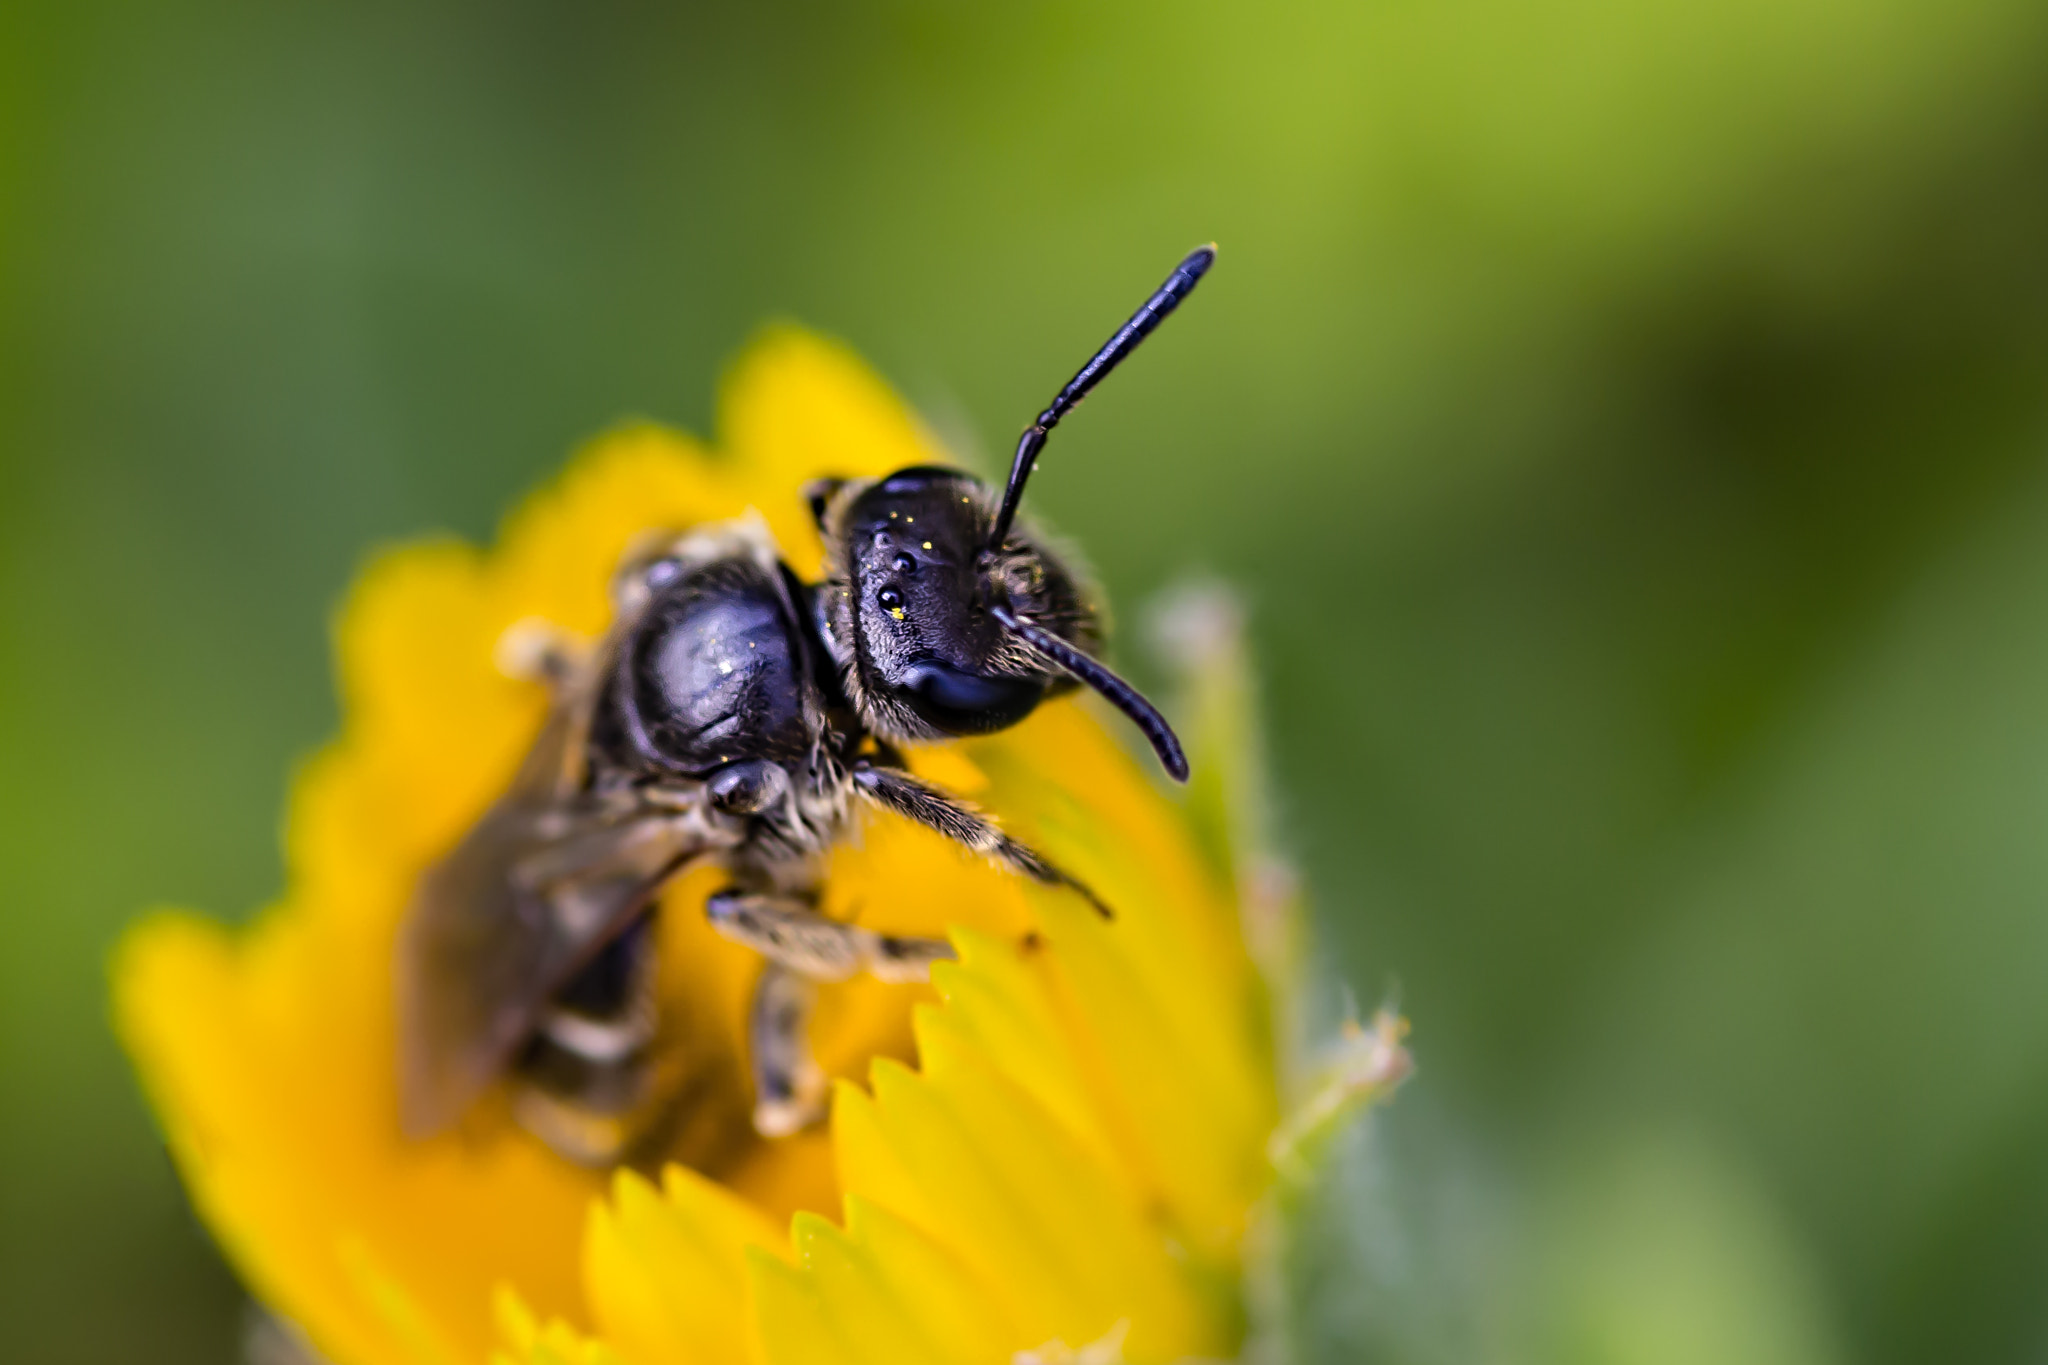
[704,888,955,984]
[710,887,955,1137]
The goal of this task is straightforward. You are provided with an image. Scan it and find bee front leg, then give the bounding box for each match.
[704,888,955,984]
[850,760,1112,918]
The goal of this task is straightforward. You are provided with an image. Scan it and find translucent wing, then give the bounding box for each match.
[395,689,729,1138]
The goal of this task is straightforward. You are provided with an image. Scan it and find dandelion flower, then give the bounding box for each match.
[115,327,1406,1365]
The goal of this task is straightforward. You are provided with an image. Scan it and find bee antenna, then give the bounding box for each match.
[986,244,1217,553]
[991,604,1190,782]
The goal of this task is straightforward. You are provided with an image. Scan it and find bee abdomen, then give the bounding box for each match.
[538,1008,650,1064]
[511,914,661,1163]
[518,1009,655,1111]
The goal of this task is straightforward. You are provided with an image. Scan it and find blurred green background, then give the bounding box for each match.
[6,0,2048,1360]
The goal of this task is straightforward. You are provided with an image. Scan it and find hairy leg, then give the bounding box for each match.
[705,887,955,983]
[711,887,955,1136]
[850,760,1111,917]
[747,963,827,1137]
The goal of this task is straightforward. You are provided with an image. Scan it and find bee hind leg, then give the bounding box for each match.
[749,963,827,1137]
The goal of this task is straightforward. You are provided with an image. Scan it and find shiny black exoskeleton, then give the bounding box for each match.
[398,246,1215,1166]
[592,550,829,816]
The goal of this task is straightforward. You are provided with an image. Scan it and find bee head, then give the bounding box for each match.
[810,465,1187,780]
[809,467,1084,736]
[803,243,1215,782]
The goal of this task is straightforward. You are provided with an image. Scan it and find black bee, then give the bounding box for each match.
[397,246,1214,1165]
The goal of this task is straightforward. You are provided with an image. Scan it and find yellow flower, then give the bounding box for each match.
[115,327,1398,1365]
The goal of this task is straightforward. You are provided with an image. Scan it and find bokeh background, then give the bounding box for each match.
[6,0,2048,1360]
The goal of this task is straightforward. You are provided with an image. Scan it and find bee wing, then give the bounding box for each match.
[396,786,726,1138]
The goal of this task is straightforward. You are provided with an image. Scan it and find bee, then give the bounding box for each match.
[397,246,1214,1165]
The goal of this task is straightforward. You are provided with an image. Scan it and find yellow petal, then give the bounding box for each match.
[1031,885,1267,1261]
[787,1212,950,1363]
[717,327,952,580]
[969,708,1276,1259]
[490,426,740,642]
[745,1247,855,1365]
[115,909,596,1365]
[338,1238,470,1365]
[752,1202,1016,1365]
[915,947,1124,1181]
[899,743,991,796]
[838,1197,1020,1363]
[492,1289,627,1365]
[848,1054,1224,1361]
[583,1166,786,1365]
